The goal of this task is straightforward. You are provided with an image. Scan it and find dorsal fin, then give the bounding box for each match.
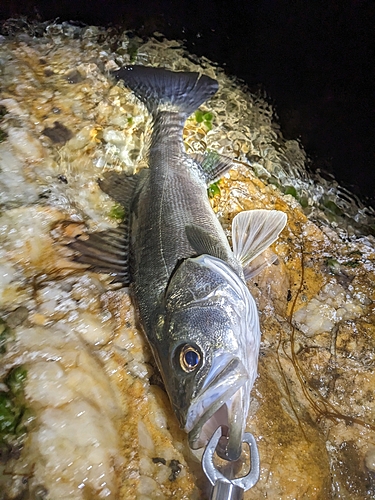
[232,209,287,270]
[191,151,233,185]
[185,224,228,261]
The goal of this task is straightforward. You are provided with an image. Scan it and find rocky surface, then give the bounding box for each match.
[0,20,374,499]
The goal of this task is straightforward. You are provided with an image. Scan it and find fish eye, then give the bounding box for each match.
[179,344,201,373]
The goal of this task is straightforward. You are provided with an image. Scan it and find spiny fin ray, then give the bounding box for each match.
[69,224,131,284]
[69,169,140,285]
[191,151,233,185]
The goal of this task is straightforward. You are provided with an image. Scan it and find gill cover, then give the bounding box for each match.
[160,254,260,460]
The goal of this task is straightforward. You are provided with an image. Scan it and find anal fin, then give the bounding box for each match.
[98,170,139,206]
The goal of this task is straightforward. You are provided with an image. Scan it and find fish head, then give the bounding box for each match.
[152,254,260,461]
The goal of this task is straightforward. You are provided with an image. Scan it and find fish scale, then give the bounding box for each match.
[133,155,230,334]
[71,65,287,462]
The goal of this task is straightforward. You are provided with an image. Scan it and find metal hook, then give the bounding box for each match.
[202,427,260,500]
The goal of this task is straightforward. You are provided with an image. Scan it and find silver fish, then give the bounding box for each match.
[72,66,287,460]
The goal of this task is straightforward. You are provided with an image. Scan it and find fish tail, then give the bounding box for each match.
[112,65,218,117]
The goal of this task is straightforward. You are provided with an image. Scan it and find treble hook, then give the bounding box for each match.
[202,427,260,500]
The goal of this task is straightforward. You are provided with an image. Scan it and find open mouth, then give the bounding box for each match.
[185,355,249,461]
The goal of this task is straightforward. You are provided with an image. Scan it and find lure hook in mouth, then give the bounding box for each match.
[202,426,260,494]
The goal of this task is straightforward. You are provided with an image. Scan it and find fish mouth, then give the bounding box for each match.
[185,354,249,461]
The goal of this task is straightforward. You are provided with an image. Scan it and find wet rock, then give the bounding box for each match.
[42,121,73,145]
[0,19,374,500]
[65,69,84,84]
[6,306,28,328]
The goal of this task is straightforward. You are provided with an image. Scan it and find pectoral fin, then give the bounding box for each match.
[242,248,279,280]
[186,224,227,261]
[232,209,287,274]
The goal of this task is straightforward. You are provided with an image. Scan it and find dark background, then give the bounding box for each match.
[1,0,374,207]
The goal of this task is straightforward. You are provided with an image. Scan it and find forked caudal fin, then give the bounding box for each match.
[112,65,219,117]
[232,210,287,279]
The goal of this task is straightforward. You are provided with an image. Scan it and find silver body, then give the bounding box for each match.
[131,112,237,334]
[129,111,259,460]
[73,66,285,461]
